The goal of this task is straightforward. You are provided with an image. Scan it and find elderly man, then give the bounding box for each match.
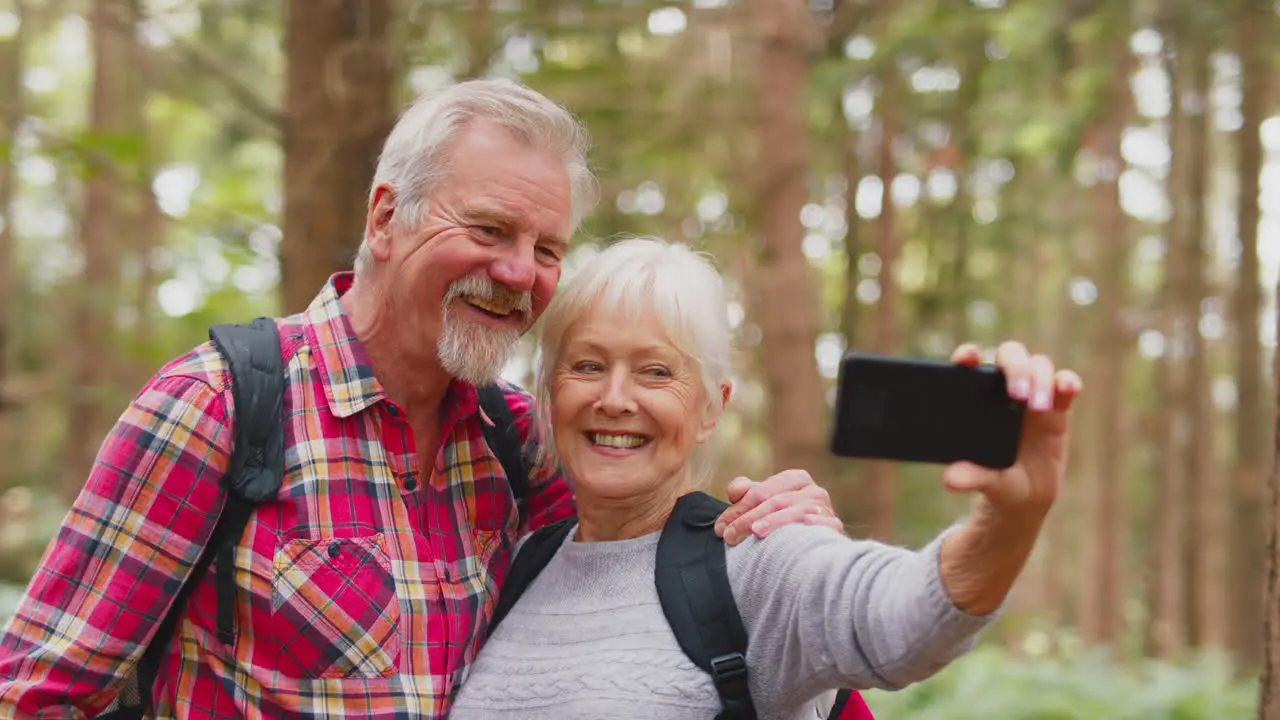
[0,80,838,719]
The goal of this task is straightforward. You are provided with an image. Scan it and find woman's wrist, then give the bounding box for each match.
[938,500,1049,615]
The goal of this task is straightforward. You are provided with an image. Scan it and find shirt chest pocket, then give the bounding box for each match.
[269,533,403,680]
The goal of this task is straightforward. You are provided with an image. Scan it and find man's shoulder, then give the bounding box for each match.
[153,316,297,395]
[154,341,233,393]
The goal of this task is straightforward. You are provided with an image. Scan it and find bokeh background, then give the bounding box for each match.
[0,0,1277,717]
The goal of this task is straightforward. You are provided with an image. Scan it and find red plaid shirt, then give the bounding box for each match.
[0,273,575,719]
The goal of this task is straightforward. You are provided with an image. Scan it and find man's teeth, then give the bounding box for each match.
[590,433,646,449]
[466,297,514,316]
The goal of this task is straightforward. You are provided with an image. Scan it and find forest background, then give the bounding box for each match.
[1,0,1279,717]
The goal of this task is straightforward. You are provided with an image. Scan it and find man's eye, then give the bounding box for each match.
[476,226,501,236]
[537,246,561,260]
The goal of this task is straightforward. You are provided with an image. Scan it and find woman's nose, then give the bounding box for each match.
[596,370,636,416]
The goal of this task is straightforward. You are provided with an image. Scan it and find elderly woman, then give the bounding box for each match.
[449,238,1081,719]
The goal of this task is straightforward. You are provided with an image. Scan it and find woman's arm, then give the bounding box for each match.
[726,523,995,713]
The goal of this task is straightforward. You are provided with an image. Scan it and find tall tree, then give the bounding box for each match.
[119,0,163,388]
[1181,25,1229,651]
[1149,12,1189,659]
[1078,6,1133,647]
[743,0,829,482]
[283,0,393,313]
[1231,0,1270,668]
[65,0,130,496]
[863,62,902,542]
[0,0,24,415]
[1259,280,1280,719]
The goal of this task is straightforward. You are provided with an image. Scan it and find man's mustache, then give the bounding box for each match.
[443,273,534,318]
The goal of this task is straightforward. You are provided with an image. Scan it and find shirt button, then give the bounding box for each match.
[386,404,400,417]
[328,542,342,559]
[403,474,418,492]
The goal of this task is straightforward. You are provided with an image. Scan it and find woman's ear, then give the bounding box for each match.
[695,380,733,443]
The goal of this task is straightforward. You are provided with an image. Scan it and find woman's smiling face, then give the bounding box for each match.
[550,304,720,501]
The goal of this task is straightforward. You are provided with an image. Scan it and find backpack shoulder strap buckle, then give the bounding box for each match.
[709,652,749,687]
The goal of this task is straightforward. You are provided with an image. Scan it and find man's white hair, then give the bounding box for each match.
[355,79,598,273]
[532,237,735,488]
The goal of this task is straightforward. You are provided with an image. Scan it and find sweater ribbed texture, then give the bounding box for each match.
[450,522,995,720]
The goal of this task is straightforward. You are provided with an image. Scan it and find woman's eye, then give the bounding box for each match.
[644,366,671,378]
[537,245,561,261]
[572,361,602,373]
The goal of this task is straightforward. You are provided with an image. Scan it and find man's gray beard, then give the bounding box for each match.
[436,309,522,386]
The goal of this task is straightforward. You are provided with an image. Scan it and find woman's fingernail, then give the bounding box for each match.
[723,527,737,544]
[1013,378,1031,399]
[752,520,769,536]
[1032,390,1052,411]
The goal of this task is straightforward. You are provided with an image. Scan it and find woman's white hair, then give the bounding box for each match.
[532,237,735,488]
[354,79,598,273]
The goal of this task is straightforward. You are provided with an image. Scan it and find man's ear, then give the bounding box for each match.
[365,184,398,262]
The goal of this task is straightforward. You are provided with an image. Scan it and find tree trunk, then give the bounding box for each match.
[0,0,23,394]
[65,0,128,498]
[745,0,828,480]
[1258,276,1280,719]
[283,0,393,313]
[0,0,26,492]
[1231,0,1270,669]
[119,0,163,388]
[1148,20,1188,659]
[839,105,863,355]
[1182,34,1229,651]
[1037,173,1079,636]
[0,1,22,360]
[1078,30,1131,648]
[833,98,866,524]
[865,65,901,542]
[946,33,985,345]
[462,0,493,80]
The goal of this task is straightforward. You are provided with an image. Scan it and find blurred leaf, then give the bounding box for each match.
[862,644,1258,719]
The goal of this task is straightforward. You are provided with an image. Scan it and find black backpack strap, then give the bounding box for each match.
[655,491,756,720]
[206,318,287,644]
[477,383,530,511]
[828,689,863,719]
[119,317,286,716]
[488,517,576,634]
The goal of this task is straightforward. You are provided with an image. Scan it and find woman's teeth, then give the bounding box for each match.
[590,433,647,449]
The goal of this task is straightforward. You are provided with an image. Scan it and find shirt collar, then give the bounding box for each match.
[302,272,387,418]
[301,272,485,420]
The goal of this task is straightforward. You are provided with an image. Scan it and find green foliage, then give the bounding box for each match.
[862,645,1259,719]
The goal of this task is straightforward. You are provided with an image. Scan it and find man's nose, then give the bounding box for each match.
[489,238,537,293]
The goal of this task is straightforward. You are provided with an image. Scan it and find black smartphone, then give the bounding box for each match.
[828,352,1025,469]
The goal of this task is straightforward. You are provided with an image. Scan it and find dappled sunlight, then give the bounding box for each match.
[0,1,1278,715]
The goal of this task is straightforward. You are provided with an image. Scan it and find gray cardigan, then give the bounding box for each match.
[449,522,997,719]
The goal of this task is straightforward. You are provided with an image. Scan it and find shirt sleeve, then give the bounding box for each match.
[726,523,999,713]
[499,385,575,534]
[0,373,233,718]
